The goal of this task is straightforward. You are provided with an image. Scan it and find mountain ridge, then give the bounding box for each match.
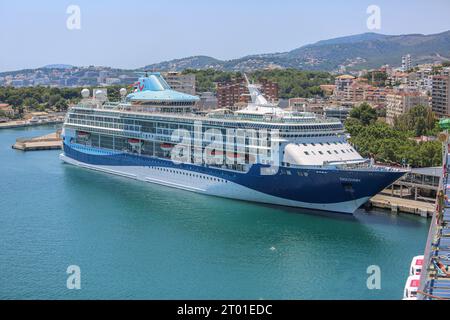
[143,30,450,72]
[3,31,450,75]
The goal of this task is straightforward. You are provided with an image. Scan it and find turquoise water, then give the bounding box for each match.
[0,126,430,299]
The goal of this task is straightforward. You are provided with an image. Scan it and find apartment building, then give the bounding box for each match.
[333,75,355,100]
[402,54,412,72]
[432,68,450,118]
[386,91,430,125]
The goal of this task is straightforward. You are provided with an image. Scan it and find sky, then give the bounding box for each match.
[1,0,450,72]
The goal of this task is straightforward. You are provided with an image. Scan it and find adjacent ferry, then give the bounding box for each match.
[60,72,405,214]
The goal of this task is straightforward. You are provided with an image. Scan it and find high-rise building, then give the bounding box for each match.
[258,78,279,103]
[217,77,278,108]
[162,72,196,95]
[333,75,355,100]
[432,68,450,118]
[402,54,412,72]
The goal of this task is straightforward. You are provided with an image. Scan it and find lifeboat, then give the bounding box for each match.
[128,138,141,148]
[409,255,424,276]
[160,143,174,152]
[77,131,90,140]
[226,152,244,158]
[402,275,420,300]
[77,131,90,137]
[210,150,224,156]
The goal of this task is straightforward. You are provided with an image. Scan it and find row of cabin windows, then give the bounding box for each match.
[302,141,346,147]
[280,124,342,131]
[303,148,356,156]
[283,133,339,138]
[154,167,228,183]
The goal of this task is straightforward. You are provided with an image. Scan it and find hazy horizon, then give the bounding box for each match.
[1,0,450,72]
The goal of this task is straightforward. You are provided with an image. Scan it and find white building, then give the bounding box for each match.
[402,54,412,72]
[407,69,433,94]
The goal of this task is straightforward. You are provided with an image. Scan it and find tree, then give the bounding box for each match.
[182,68,333,98]
[376,107,386,118]
[349,102,378,125]
[394,105,437,137]
[23,97,39,109]
[54,99,68,112]
[48,94,62,106]
[345,119,443,168]
[415,117,427,137]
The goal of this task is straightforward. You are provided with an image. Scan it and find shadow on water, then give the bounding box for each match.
[61,162,428,222]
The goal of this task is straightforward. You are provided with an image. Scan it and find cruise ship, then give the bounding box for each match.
[60,72,405,214]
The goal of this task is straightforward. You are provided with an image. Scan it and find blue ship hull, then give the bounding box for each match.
[62,143,405,214]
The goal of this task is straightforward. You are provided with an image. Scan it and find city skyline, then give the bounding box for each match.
[1,0,450,72]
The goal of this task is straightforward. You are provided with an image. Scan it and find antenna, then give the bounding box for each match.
[244,73,250,86]
[135,70,150,77]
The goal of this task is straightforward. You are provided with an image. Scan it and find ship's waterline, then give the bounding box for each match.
[0,126,430,299]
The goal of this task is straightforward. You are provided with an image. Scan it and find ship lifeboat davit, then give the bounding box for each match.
[128,138,141,148]
[77,131,90,139]
[160,143,174,152]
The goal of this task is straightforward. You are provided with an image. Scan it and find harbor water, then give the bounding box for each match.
[0,126,430,299]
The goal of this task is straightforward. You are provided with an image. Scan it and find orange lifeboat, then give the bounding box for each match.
[128,138,141,148]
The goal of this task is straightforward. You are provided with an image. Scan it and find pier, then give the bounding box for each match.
[12,131,62,151]
[368,166,441,217]
[0,119,63,129]
[369,194,434,217]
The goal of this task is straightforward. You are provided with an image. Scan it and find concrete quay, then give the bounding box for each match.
[12,132,62,151]
[369,194,435,217]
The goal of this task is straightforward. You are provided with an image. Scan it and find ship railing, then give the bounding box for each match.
[417,135,448,300]
[65,118,142,133]
[207,113,341,124]
[74,102,343,126]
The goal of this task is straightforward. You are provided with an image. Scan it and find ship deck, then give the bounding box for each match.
[418,152,450,300]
